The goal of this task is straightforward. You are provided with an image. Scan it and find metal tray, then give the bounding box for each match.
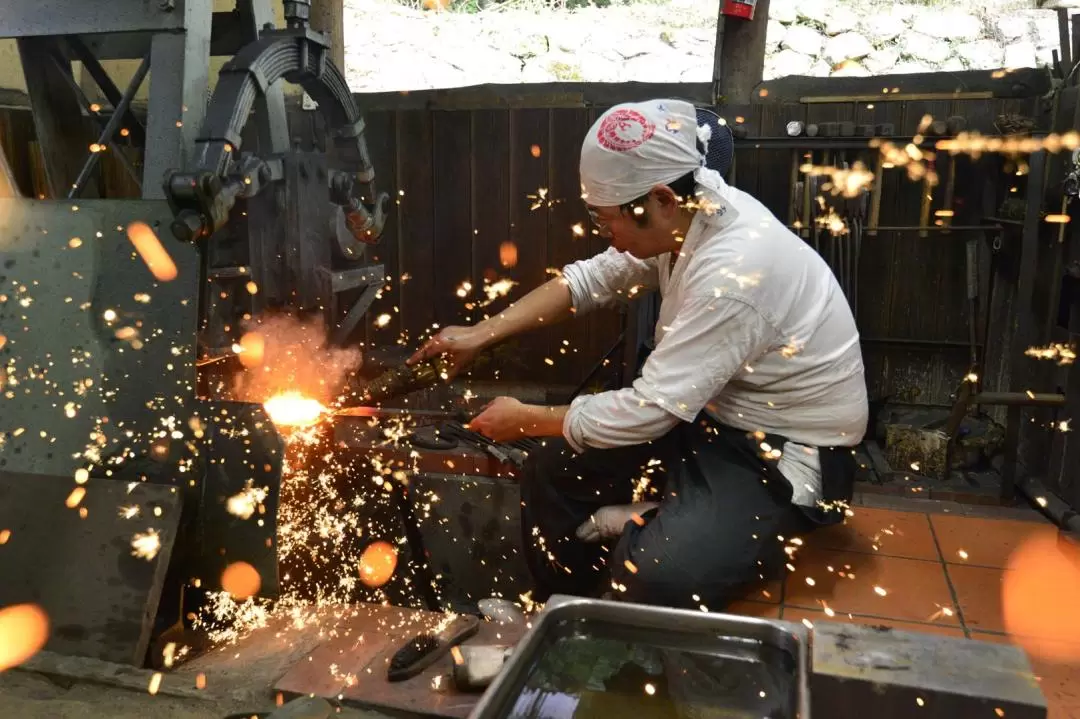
[470,595,810,719]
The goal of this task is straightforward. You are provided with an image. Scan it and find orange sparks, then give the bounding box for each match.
[264,392,327,428]
[624,560,638,574]
[499,241,519,268]
[0,529,9,544]
[1003,532,1080,662]
[359,541,398,588]
[450,646,464,665]
[195,673,206,689]
[221,561,261,600]
[530,144,542,158]
[148,672,162,695]
[126,222,178,282]
[0,604,50,671]
[65,487,86,509]
[236,331,266,369]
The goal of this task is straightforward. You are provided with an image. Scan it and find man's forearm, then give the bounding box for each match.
[521,403,570,438]
[473,277,575,347]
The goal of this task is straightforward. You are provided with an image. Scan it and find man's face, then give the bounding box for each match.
[586,191,673,259]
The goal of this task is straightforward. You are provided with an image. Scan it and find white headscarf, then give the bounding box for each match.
[579,99,728,211]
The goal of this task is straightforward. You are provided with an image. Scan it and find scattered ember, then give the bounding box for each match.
[0,603,49,671]
[1025,343,1076,366]
[125,222,178,282]
[64,487,86,509]
[499,241,518,268]
[131,529,162,561]
[148,672,162,695]
[221,562,262,600]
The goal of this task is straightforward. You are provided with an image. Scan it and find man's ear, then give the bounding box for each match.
[651,186,681,212]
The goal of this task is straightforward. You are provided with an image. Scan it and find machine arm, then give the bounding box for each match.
[165,22,387,245]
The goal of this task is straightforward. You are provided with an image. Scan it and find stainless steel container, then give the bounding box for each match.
[469,595,810,719]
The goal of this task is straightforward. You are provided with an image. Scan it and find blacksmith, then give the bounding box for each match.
[409,98,868,610]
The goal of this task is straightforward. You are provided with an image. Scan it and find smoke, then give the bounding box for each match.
[231,313,362,405]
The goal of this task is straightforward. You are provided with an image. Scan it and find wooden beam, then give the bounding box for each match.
[310,0,345,74]
[715,0,771,105]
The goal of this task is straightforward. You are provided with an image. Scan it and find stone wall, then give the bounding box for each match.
[344,0,1065,93]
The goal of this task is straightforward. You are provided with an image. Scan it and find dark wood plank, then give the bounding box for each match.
[754,68,1050,104]
[547,107,593,384]
[584,107,627,394]
[469,109,512,380]
[0,472,181,665]
[505,109,551,384]
[17,37,99,198]
[721,103,758,195]
[0,109,36,197]
[396,110,437,348]
[756,102,805,221]
[362,110,402,349]
[432,110,474,331]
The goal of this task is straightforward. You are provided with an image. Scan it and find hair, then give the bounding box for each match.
[617,134,706,227]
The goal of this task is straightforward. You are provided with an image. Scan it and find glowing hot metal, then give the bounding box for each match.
[264,392,329,427]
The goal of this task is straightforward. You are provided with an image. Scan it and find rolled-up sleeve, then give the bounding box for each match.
[562,247,660,315]
[563,292,778,451]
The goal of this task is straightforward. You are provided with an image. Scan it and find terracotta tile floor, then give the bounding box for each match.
[725,498,1080,719]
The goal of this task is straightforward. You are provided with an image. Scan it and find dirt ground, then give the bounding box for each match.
[0,671,397,719]
[0,670,398,719]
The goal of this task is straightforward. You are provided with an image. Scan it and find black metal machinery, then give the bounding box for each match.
[0,0,398,669]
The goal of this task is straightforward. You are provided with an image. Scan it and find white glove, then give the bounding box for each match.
[575,502,659,543]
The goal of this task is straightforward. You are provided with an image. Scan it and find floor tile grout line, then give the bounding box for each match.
[927,512,971,638]
[779,606,964,629]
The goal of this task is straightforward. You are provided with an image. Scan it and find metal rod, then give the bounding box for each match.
[1059,8,1073,74]
[784,224,1002,234]
[64,36,146,147]
[67,51,150,199]
[799,91,993,104]
[45,47,141,192]
[859,337,983,349]
[972,391,1066,408]
[867,158,884,237]
[737,135,980,151]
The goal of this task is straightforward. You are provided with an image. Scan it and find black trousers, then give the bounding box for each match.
[519,415,846,610]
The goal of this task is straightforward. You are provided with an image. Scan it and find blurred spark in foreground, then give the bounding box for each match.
[0,603,49,671]
[126,222,178,282]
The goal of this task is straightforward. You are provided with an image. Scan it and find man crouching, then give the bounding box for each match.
[409,99,869,610]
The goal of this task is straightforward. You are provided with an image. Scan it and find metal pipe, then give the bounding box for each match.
[859,337,983,349]
[1017,475,1080,535]
[784,224,1002,234]
[736,135,981,151]
[971,391,1067,407]
[46,47,142,192]
[68,51,150,199]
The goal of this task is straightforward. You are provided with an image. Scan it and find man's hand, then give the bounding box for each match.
[468,397,530,443]
[407,325,486,379]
